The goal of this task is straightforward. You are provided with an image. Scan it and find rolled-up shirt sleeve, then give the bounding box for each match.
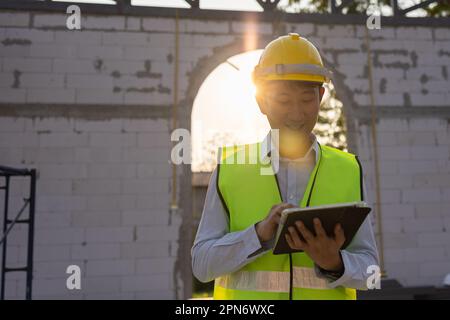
[191,167,271,283]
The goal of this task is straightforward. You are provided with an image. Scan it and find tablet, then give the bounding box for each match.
[273,201,371,255]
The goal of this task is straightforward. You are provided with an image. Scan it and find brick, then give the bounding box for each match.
[142,17,175,32]
[410,146,448,160]
[0,13,30,27]
[336,52,367,65]
[37,195,87,212]
[356,26,396,39]
[136,193,169,210]
[29,44,77,58]
[82,16,126,30]
[81,277,121,294]
[396,27,432,40]
[0,88,26,103]
[136,163,171,178]
[185,20,229,34]
[406,66,444,80]
[120,242,170,259]
[413,174,450,188]
[136,257,175,275]
[3,57,52,72]
[33,179,72,195]
[435,28,450,40]
[39,164,88,179]
[317,25,355,37]
[381,218,403,233]
[122,210,169,226]
[33,245,71,262]
[73,179,121,195]
[403,218,444,233]
[380,174,413,189]
[89,133,136,147]
[122,178,168,195]
[39,133,89,148]
[52,58,98,74]
[378,146,410,160]
[374,93,404,106]
[26,88,76,103]
[409,118,447,131]
[136,226,179,242]
[101,59,146,75]
[415,203,446,218]
[77,45,123,59]
[102,31,150,45]
[4,28,54,43]
[383,233,418,248]
[23,147,73,165]
[87,195,136,211]
[419,261,450,277]
[0,118,25,132]
[381,203,414,218]
[122,147,170,164]
[26,117,75,132]
[0,132,38,147]
[35,228,84,245]
[66,74,114,89]
[86,259,134,276]
[54,30,101,45]
[72,211,122,227]
[418,232,450,247]
[20,73,64,89]
[0,45,31,58]
[85,227,133,243]
[0,148,24,164]
[398,160,439,174]
[35,212,72,228]
[285,23,314,36]
[75,89,124,104]
[121,274,171,292]
[33,14,67,28]
[123,119,168,133]
[87,164,136,179]
[396,132,436,146]
[126,17,141,31]
[402,188,441,203]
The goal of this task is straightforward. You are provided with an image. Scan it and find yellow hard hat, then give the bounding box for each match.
[252,33,332,84]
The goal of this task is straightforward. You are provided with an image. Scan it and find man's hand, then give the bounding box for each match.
[285,218,345,272]
[255,203,295,242]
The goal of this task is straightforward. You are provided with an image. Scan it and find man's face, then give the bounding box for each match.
[256,80,325,137]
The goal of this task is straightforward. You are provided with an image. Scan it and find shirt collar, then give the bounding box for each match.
[260,130,319,164]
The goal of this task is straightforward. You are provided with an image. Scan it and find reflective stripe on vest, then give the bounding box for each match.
[215,267,329,292]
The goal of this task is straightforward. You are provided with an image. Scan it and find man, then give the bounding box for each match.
[191,33,379,300]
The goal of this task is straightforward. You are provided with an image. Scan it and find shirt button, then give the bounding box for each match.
[289,195,294,200]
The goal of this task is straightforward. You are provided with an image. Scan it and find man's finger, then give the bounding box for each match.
[288,226,304,248]
[334,223,346,247]
[285,233,296,249]
[295,221,314,243]
[313,218,326,238]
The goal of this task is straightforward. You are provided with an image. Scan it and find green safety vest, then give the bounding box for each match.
[213,141,364,300]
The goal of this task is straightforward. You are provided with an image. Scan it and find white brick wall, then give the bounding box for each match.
[0,9,449,298]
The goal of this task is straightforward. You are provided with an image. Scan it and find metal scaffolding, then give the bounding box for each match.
[0,166,36,300]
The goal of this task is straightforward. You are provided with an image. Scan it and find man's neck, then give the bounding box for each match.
[276,131,314,160]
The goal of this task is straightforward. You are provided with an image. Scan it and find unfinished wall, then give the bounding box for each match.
[0,8,449,298]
